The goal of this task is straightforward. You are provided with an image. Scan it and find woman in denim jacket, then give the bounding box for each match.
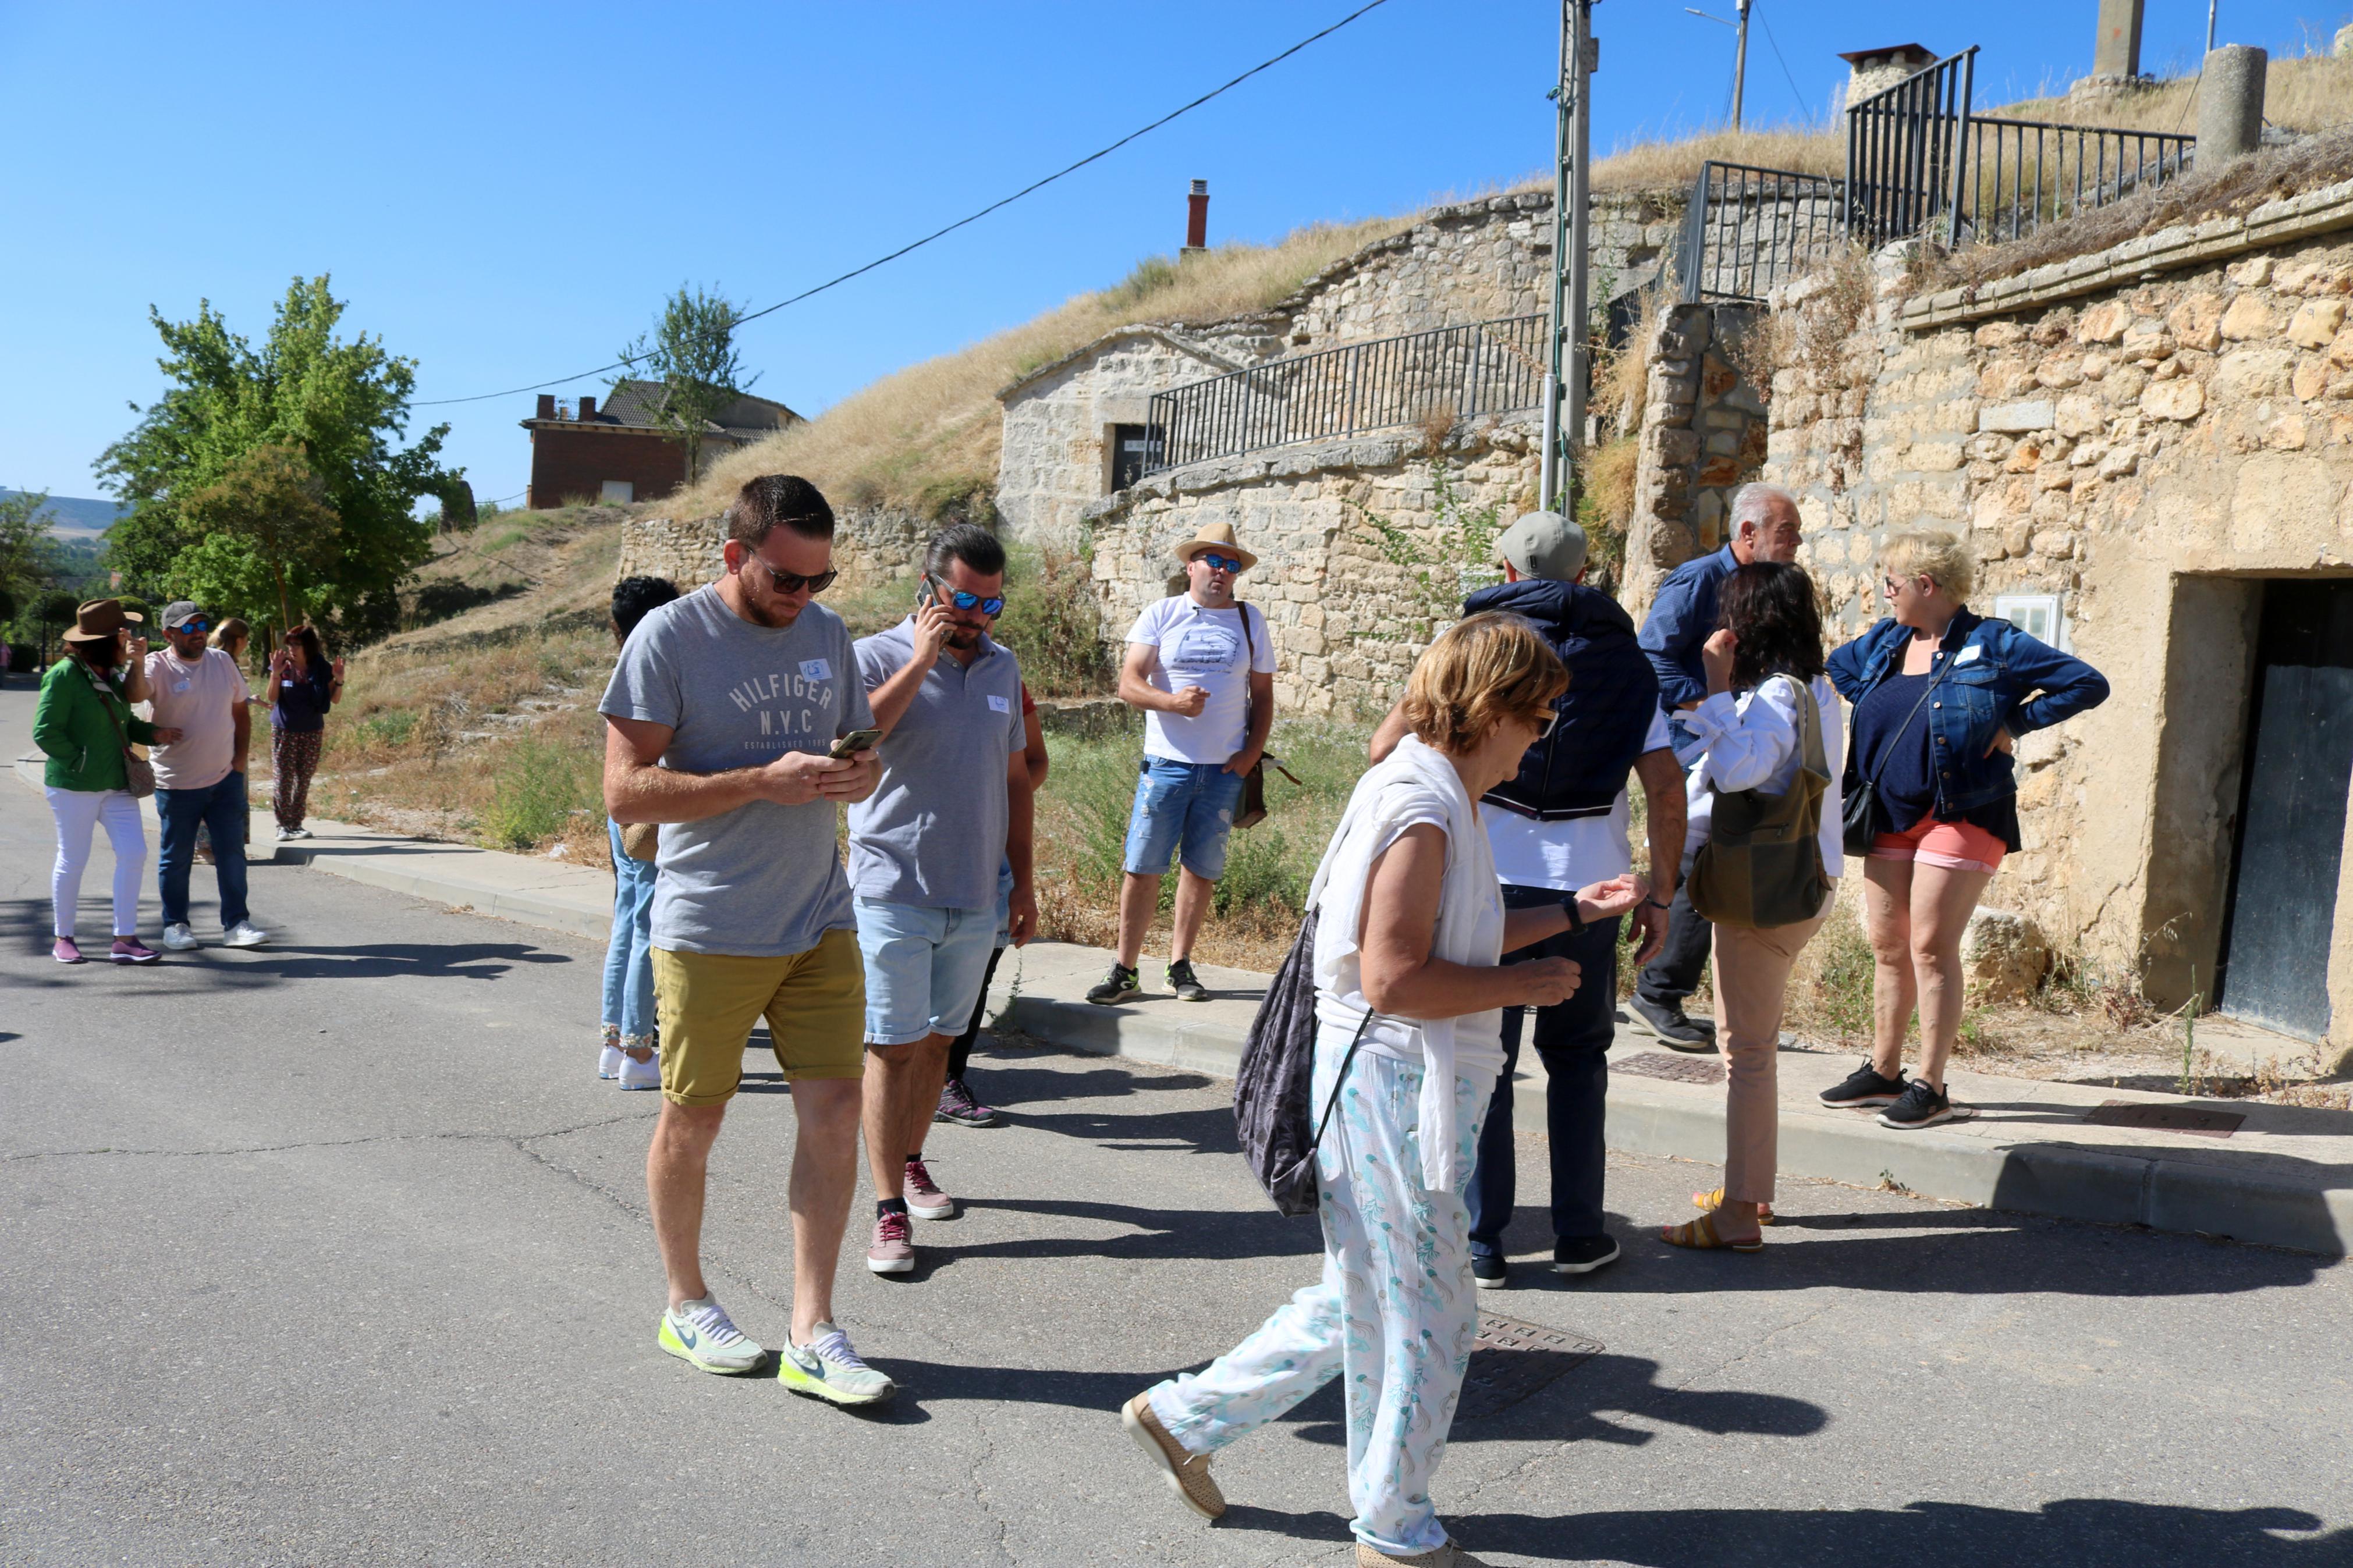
[1823,530,2109,1130]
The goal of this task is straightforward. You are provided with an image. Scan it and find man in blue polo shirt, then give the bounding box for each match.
[850,524,1037,1277]
[1631,481,1804,1047]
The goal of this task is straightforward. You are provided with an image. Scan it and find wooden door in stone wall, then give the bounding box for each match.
[2217,581,2353,1041]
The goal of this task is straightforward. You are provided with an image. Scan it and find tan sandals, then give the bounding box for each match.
[1659,1211,1765,1252]
[1692,1186,1774,1224]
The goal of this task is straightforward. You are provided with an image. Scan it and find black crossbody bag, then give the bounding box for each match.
[1840,660,1947,856]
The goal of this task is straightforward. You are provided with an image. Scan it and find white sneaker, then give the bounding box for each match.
[598,1046,624,1080]
[619,1052,662,1091]
[221,921,269,948]
[656,1295,764,1375]
[776,1321,896,1406]
[275,826,298,841]
[160,923,198,951]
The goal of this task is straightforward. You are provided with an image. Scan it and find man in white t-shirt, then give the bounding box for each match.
[1086,522,1276,1007]
[145,600,268,951]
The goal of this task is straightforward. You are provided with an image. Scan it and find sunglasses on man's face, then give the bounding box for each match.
[927,576,1005,617]
[1196,553,1244,574]
[172,620,210,635]
[746,555,838,596]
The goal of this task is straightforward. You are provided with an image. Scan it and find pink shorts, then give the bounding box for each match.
[1870,816,2007,874]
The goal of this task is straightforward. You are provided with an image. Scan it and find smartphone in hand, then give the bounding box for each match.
[829,727,883,760]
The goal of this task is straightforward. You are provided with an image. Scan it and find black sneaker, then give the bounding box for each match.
[1552,1235,1621,1275]
[1878,1079,1956,1129]
[1820,1059,1907,1107]
[1086,964,1142,1005]
[1471,1253,1510,1290]
[1166,959,1209,1002]
[1629,995,1715,1051]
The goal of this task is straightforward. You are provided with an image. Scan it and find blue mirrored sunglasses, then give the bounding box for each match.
[1197,553,1244,574]
[173,619,210,634]
[928,577,1005,616]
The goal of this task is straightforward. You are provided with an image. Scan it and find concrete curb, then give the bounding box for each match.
[23,749,2346,1256]
[1009,993,2353,1258]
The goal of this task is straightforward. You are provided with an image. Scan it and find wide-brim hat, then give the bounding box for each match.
[61,598,143,643]
[1173,522,1258,573]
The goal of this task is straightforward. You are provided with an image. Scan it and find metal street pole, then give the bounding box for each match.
[1732,0,1750,129]
[1540,0,1597,516]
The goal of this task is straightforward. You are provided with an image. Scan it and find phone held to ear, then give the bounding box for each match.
[915,578,935,610]
[829,727,883,759]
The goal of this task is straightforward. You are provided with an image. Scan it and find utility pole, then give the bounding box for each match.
[1540,0,1596,516]
[1731,0,1750,130]
[2206,0,2218,52]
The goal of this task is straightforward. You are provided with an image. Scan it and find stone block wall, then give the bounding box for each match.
[1763,211,2353,1037]
[1083,421,1543,719]
[615,506,934,595]
[1621,301,1774,611]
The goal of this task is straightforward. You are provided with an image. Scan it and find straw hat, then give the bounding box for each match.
[61,598,143,644]
[1173,521,1258,573]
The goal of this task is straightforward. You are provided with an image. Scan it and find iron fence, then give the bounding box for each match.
[1678,161,1847,303]
[1144,314,1546,475]
[1846,45,1978,248]
[1958,116,2194,244]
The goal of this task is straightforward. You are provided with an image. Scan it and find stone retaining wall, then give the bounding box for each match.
[614,506,933,594]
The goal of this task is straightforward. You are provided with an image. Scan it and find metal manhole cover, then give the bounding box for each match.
[1457,1313,1603,1421]
[1610,1051,1725,1085]
[2084,1100,2244,1139]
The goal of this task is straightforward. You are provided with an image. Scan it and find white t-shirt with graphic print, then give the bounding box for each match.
[1124,595,1276,765]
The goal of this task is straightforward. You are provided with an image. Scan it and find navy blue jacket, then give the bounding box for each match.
[1638,545,1738,714]
[1465,578,1659,821]
[1825,610,2109,816]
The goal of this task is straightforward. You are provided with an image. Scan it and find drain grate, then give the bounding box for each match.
[2084,1100,2244,1139]
[1610,1050,1725,1085]
[1457,1314,1603,1420]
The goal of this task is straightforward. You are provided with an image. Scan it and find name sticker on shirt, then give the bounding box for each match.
[798,658,832,682]
[173,680,190,693]
[1955,645,1983,664]
[987,694,1011,713]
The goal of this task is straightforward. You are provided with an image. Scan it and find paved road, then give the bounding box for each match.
[3,677,2350,1566]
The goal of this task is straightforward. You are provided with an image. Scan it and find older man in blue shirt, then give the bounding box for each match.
[1630,482,1804,1047]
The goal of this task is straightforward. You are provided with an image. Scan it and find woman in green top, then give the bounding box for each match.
[33,599,183,965]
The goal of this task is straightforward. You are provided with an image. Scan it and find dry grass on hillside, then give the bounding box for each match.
[1592,125,1840,191]
[679,214,1438,521]
[1992,47,2353,137]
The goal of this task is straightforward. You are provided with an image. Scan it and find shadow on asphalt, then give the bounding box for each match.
[1454,1500,2351,1566]
[5,895,573,984]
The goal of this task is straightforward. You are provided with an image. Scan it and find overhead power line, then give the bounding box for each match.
[414,0,1394,408]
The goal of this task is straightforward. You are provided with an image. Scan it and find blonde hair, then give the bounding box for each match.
[1401,611,1568,754]
[209,617,251,653]
[1880,528,1976,602]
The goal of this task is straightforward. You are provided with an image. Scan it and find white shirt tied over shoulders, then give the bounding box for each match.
[1681,672,1847,876]
[1306,733,1507,1194]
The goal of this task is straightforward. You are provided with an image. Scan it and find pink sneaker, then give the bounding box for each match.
[867,1210,915,1275]
[109,937,161,965]
[52,937,84,965]
[903,1156,956,1220]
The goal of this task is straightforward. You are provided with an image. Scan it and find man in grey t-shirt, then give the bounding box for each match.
[847,524,1037,1277]
[599,474,894,1407]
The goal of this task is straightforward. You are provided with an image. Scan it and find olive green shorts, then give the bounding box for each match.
[650,929,866,1107]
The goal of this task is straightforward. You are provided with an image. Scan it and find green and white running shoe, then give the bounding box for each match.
[656,1294,765,1375]
[777,1321,897,1407]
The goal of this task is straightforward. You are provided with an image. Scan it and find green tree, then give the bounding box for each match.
[0,489,56,620]
[616,283,755,485]
[95,275,455,634]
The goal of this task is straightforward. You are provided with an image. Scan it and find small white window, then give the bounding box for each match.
[599,480,634,504]
[1993,591,2067,651]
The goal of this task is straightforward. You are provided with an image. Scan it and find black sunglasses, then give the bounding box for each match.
[746,555,838,596]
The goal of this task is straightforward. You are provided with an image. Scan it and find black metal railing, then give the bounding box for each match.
[1846,46,1978,248]
[1144,314,1546,474]
[1678,161,1847,303]
[1958,116,2194,244]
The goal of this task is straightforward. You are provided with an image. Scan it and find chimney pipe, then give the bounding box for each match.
[536,394,556,419]
[1184,179,1209,254]
[578,394,597,421]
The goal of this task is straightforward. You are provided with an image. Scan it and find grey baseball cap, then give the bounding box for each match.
[1495,511,1588,581]
[160,600,205,630]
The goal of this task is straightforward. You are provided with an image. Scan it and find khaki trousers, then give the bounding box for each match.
[1711,904,1832,1205]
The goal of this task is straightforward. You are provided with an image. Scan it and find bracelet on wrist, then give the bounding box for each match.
[1645,897,1672,911]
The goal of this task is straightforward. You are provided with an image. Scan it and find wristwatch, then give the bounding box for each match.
[1558,893,1587,936]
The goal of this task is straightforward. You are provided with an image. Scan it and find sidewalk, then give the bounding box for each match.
[22,749,2349,1256]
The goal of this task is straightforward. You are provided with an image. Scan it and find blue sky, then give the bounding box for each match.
[1,0,2340,513]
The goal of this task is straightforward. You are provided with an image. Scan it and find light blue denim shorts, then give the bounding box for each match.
[853,897,1002,1047]
[1121,758,1248,879]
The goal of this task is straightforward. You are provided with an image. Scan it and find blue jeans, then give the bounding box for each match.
[602,819,658,1047]
[157,773,250,930]
[853,897,1000,1047]
[1466,886,1622,1254]
[1122,758,1248,879]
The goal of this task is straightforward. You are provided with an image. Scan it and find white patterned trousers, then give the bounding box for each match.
[1148,1046,1492,1558]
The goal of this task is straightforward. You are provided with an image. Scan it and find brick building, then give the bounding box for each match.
[520,379,801,508]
